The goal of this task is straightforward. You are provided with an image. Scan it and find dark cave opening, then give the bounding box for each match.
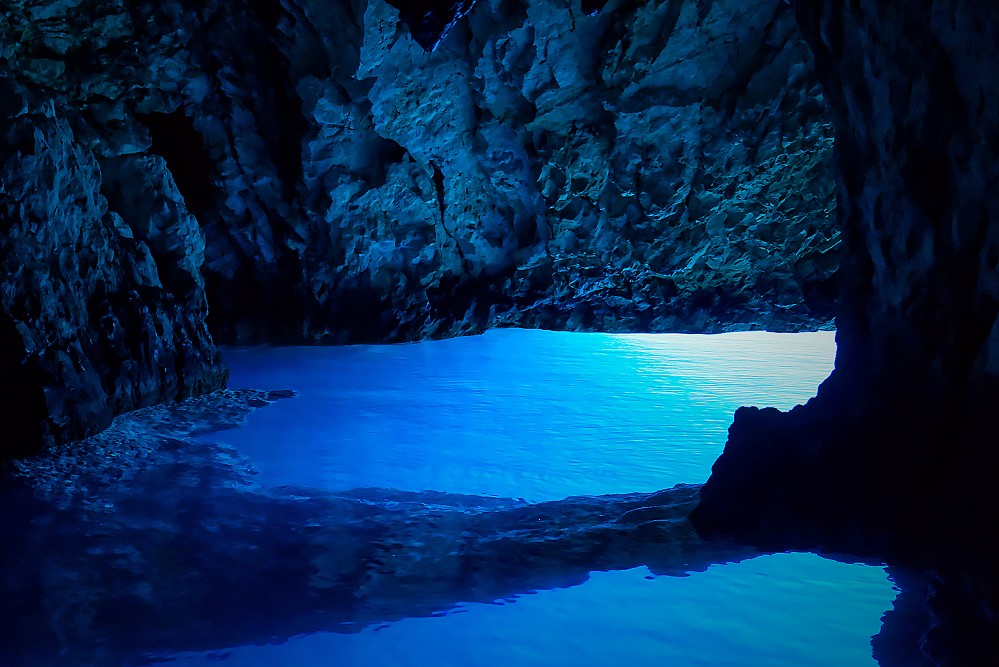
[581,0,608,15]
[385,0,478,50]
[138,110,218,219]
[0,313,47,457]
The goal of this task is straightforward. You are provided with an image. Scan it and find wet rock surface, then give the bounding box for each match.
[0,0,836,449]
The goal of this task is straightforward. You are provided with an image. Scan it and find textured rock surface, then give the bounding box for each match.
[281,0,838,341]
[0,102,227,454]
[0,0,836,450]
[687,4,999,658]
[693,0,999,579]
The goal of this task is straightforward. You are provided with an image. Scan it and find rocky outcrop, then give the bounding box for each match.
[686,4,999,659]
[692,0,999,569]
[281,0,838,341]
[0,0,836,451]
[0,102,226,455]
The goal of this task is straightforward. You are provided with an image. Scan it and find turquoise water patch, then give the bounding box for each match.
[209,329,837,500]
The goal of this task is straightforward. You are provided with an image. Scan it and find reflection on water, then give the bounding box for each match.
[156,556,893,667]
[1,330,898,667]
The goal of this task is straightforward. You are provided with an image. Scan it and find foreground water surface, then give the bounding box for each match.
[172,329,891,667]
[2,329,898,666]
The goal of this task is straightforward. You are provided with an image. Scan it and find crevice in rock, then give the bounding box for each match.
[386,0,479,50]
[0,312,47,457]
[137,110,218,219]
[430,161,447,221]
[251,48,308,204]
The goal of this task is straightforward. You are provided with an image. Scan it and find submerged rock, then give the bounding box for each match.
[0,390,967,667]
[1,390,746,665]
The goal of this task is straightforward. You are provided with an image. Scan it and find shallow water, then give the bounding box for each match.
[209,329,839,500]
[156,329,893,667]
[1,329,897,666]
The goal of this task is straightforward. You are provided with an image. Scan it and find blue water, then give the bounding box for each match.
[160,329,895,666]
[207,329,839,500]
[159,557,890,667]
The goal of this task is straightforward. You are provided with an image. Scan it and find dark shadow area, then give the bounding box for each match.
[138,111,218,219]
[245,0,308,203]
[581,0,609,16]
[385,0,478,50]
[0,390,989,667]
[0,312,47,457]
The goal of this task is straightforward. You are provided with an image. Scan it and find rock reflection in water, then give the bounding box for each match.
[1,390,750,666]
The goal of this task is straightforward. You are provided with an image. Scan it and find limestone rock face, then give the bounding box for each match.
[0,0,837,449]
[0,103,226,454]
[289,0,837,341]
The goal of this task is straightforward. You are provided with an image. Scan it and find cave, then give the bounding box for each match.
[1,0,997,665]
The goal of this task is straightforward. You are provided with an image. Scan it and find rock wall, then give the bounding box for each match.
[693,1,999,570]
[690,5,999,649]
[285,0,837,341]
[0,0,837,452]
[0,102,226,454]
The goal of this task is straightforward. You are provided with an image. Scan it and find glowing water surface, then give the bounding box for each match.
[160,329,894,666]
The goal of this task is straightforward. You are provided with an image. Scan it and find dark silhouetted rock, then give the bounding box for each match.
[694,0,999,561]
[385,0,479,50]
[692,3,999,659]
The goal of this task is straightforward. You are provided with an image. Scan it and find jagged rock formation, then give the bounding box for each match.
[692,4,999,659]
[308,0,837,341]
[694,0,999,559]
[0,0,837,452]
[0,103,227,454]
